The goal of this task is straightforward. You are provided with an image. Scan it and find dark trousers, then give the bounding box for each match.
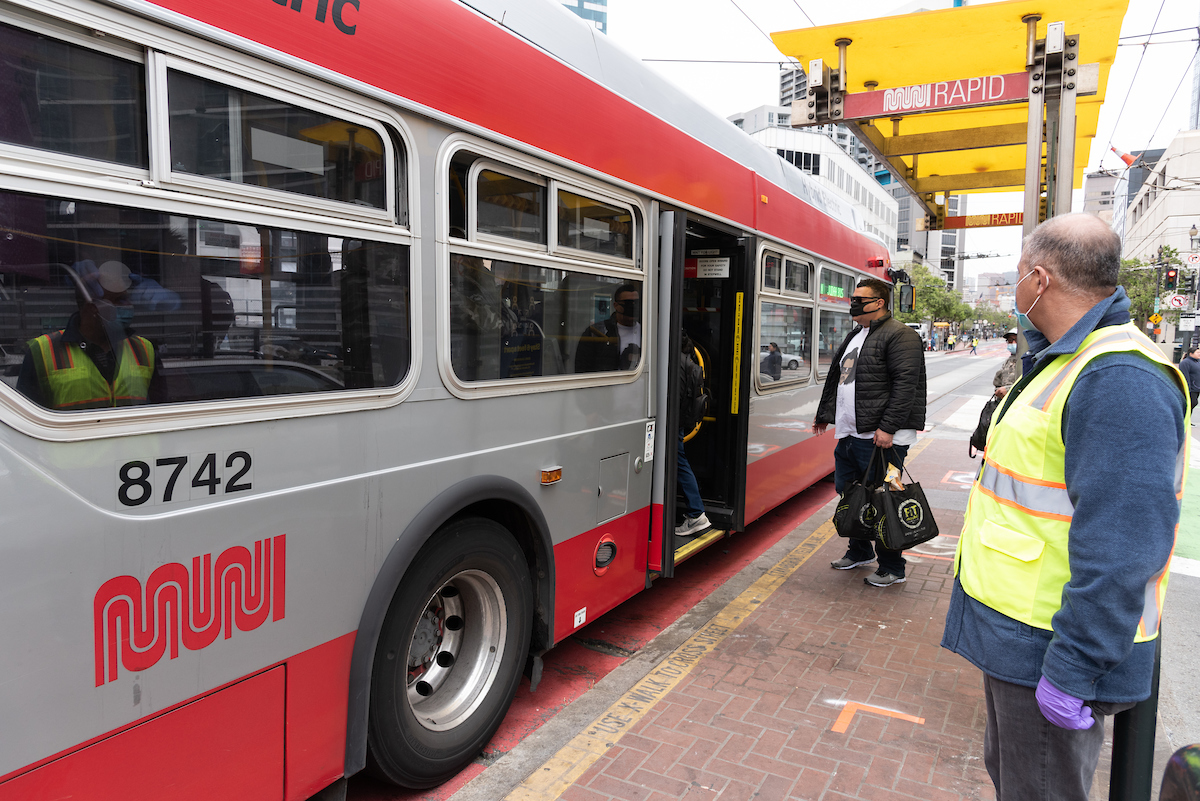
[677,430,703,518]
[833,436,909,576]
[983,674,1134,801]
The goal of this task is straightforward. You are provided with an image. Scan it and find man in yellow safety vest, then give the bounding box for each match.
[17,260,165,411]
[942,214,1189,801]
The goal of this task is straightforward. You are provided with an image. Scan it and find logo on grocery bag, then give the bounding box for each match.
[898,499,924,529]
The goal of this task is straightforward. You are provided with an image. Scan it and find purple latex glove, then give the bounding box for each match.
[1036,676,1095,730]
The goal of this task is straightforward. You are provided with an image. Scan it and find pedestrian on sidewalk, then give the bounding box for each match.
[942,214,1190,801]
[992,328,1022,397]
[947,334,955,351]
[813,278,927,587]
[1179,345,1200,415]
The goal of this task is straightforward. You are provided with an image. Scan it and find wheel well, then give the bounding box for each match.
[449,500,552,653]
[344,476,554,778]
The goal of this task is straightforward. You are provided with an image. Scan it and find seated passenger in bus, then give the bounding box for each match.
[17,260,167,411]
[575,283,640,372]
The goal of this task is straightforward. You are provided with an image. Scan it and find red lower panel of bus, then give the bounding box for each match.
[1,667,286,801]
[285,632,356,801]
[552,506,651,642]
[0,633,355,801]
[743,435,835,527]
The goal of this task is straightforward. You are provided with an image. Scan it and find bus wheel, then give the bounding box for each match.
[367,517,533,788]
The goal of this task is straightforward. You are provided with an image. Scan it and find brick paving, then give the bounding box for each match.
[561,434,997,801]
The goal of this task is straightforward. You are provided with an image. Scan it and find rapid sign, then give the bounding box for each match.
[843,72,1028,120]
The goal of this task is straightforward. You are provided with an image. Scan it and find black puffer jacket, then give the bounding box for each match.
[816,313,926,434]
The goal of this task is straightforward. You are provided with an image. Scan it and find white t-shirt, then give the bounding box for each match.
[617,322,641,369]
[834,326,917,446]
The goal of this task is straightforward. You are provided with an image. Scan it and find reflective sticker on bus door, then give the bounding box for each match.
[730,291,743,414]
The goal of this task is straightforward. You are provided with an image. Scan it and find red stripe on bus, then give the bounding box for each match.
[142,0,888,273]
[744,435,836,526]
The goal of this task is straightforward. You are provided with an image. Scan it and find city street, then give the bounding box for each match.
[344,338,1200,801]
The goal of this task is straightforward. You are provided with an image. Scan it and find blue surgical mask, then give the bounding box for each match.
[115,306,135,326]
[1007,343,1017,355]
[1014,269,1047,334]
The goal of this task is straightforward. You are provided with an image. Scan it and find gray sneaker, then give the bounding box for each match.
[864,569,906,587]
[830,556,875,570]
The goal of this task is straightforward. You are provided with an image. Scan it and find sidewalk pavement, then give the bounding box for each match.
[494,387,1193,801]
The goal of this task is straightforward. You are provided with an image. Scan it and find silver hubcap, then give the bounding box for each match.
[406,569,508,732]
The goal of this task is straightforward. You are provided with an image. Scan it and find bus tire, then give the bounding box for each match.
[366,517,533,788]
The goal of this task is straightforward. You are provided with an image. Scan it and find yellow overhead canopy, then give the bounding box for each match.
[770,0,1127,194]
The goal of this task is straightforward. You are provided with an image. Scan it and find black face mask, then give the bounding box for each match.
[850,297,880,317]
[618,298,641,321]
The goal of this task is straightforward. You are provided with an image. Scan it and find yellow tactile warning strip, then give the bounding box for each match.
[505,520,838,801]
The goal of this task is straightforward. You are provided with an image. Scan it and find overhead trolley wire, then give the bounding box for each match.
[1146,47,1200,147]
[723,0,806,71]
[1103,0,1168,168]
[1119,26,1200,40]
[787,0,816,28]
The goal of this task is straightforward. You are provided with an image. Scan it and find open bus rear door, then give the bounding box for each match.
[652,211,755,578]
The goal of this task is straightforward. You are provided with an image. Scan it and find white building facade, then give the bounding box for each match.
[1121,129,1200,262]
[728,105,899,253]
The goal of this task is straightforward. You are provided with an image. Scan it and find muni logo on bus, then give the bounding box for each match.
[93,536,286,686]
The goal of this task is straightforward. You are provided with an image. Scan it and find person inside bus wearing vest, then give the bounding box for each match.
[942,214,1189,801]
[17,260,166,411]
[813,277,927,587]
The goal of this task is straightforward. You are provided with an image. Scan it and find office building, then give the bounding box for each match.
[560,0,606,33]
[1121,129,1200,262]
[1083,172,1118,224]
[727,105,899,253]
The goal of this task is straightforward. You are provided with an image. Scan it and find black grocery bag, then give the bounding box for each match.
[876,462,939,550]
[833,447,885,540]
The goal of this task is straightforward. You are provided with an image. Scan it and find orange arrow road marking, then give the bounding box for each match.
[832,702,925,733]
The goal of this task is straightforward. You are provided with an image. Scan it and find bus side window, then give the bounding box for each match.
[0,189,412,411]
[0,21,148,168]
[448,253,641,383]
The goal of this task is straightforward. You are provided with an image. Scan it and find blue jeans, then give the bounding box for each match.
[833,436,909,577]
[677,429,703,518]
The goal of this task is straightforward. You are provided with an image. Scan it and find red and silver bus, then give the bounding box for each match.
[0,0,888,797]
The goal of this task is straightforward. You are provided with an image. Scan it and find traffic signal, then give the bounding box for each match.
[1165,268,1178,291]
[1185,273,1197,293]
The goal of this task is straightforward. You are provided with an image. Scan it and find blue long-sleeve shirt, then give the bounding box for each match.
[942,287,1187,702]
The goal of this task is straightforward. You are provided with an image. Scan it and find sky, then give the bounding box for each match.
[604,0,1200,282]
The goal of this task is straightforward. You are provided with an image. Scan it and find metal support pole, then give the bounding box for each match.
[1109,629,1162,801]
[1022,15,1045,239]
[835,38,850,94]
[1054,32,1080,215]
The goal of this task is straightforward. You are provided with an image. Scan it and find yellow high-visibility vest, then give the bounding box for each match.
[28,331,155,411]
[954,323,1189,642]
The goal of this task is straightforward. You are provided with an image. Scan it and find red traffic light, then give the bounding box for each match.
[1166,269,1179,290]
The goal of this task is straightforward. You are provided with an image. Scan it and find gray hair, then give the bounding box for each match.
[1020,214,1120,293]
